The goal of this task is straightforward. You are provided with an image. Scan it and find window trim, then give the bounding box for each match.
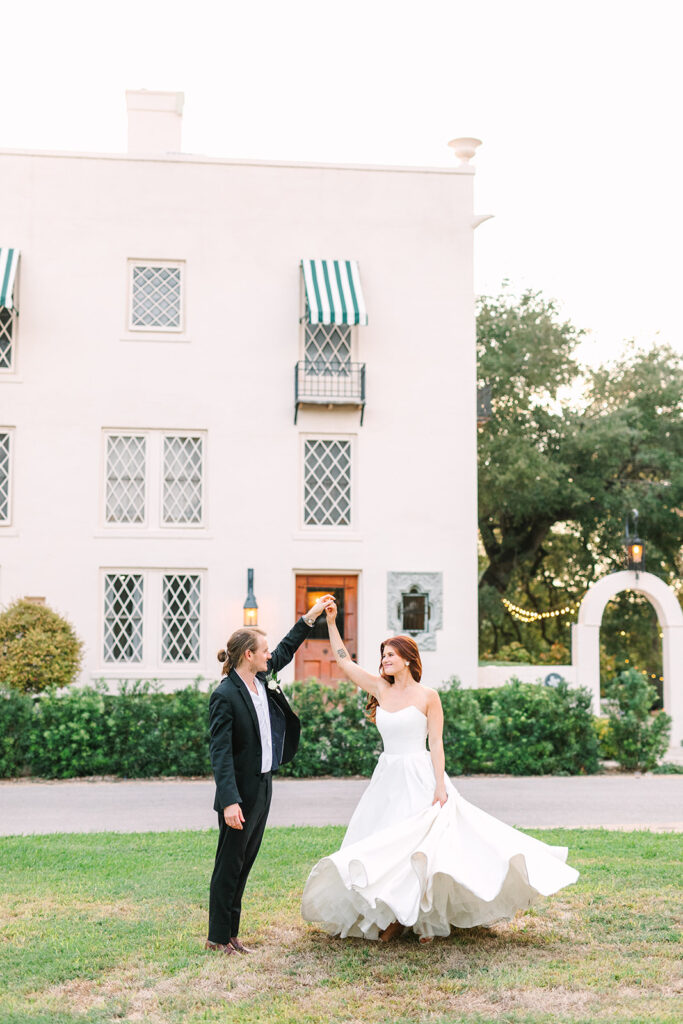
[102,429,206,531]
[159,431,205,530]
[127,259,185,334]
[160,571,202,664]
[98,567,206,672]
[0,427,14,526]
[102,430,148,528]
[300,432,355,531]
[102,571,145,665]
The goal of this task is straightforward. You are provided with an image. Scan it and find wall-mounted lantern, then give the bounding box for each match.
[477,384,492,426]
[243,568,258,626]
[624,509,645,578]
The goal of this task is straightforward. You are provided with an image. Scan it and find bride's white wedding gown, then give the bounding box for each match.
[301,704,579,940]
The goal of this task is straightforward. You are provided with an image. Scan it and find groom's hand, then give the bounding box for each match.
[224,803,245,830]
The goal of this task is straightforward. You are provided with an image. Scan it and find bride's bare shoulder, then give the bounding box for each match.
[422,686,443,707]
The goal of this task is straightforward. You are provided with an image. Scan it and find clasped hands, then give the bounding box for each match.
[308,593,336,620]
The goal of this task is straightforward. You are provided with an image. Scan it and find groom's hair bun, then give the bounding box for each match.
[217,648,228,664]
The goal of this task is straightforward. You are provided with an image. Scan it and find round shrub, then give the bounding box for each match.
[488,678,599,775]
[0,600,83,694]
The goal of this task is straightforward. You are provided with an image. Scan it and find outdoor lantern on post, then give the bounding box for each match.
[624,509,645,577]
[243,568,258,626]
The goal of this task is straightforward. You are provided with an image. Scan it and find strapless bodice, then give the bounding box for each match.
[376,705,428,755]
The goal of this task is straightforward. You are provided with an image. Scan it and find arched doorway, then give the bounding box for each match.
[572,571,683,757]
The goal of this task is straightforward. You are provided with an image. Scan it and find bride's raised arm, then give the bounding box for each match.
[325,603,381,697]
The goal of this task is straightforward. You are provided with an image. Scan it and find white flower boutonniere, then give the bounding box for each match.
[267,676,281,693]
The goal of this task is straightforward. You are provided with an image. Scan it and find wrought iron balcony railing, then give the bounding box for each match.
[294,361,366,424]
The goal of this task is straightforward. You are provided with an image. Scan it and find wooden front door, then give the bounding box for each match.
[295,574,358,682]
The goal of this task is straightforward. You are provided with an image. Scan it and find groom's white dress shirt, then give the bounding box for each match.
[237,673,273,773]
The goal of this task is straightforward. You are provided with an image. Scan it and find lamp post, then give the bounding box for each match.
[624,509,645,578]
[243,568,258,626]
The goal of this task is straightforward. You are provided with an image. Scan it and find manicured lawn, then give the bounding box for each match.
[0,828,681,1023]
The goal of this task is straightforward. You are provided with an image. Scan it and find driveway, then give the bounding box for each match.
[1,775,681,836]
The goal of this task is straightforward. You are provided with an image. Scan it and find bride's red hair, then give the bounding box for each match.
[366,635,422,722]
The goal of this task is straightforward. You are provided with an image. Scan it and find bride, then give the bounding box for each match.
[301,602,579,942]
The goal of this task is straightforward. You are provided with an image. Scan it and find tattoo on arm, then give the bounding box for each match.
[337,648,348,660]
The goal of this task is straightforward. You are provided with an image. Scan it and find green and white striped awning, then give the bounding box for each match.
[0,249,20,310]
[301,259,368,326]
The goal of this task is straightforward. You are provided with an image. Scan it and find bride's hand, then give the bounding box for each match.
[432,785,448,807]
[325,600,338,621]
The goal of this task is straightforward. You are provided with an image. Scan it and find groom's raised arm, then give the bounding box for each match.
[267,618,310,674]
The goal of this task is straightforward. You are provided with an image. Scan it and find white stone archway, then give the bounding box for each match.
[572,570,683,758]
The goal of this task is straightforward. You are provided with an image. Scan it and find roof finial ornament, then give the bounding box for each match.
[447,137,483,165]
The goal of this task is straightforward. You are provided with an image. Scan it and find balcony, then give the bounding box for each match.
[294,361,366,424]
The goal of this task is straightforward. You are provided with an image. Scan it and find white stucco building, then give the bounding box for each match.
[0,91,483,690]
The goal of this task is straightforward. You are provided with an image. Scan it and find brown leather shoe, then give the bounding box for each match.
[229,936,254,954]
[205,939,235,954]
[379,921,406,942]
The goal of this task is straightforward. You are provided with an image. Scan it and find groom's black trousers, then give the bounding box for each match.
[208,771,272,942]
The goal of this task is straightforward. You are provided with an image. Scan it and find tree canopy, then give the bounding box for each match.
[477,288,683,688]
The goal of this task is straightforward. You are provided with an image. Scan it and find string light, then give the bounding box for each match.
[501,597,581,623]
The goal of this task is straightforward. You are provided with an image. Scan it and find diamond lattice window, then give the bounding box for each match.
[106,435,147,523]
[103,574,144,662]
[162,574,201,662]
[304,323,351,376]
[0,309,13,370]
[0,433,10,522]
[163,436,203,524]
[303,439,352,526]
[0,307,14,372]
[130,264,182,329]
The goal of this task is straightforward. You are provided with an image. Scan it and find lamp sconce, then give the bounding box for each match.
[243,568,258,626]
[624,509,645,578]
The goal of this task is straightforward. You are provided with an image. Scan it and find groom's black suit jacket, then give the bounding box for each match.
[209,618,306,813]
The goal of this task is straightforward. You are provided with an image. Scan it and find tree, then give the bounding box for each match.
[477,288,683,685]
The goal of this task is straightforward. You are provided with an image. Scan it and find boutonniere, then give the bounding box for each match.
[267,673,281,693]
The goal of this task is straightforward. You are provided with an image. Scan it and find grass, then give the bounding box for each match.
[0,828,681,1023]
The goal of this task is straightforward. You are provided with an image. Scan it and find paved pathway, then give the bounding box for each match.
[1,775,681,836]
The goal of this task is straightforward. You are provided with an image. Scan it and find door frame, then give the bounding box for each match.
[293,569,360,681]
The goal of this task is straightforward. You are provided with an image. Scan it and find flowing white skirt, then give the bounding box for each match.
[301,750,579,940]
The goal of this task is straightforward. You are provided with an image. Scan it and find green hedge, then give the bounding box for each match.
[21,682,211,780]
[0,688,33,777]
[0,676,600,779]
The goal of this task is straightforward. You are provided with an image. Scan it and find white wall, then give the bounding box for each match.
[477,665,576,689]
[0,147,480,691]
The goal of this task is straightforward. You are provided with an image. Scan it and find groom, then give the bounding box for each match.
[206,594,333,954]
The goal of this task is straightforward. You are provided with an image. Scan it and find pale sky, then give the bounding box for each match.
[4,0,682,366]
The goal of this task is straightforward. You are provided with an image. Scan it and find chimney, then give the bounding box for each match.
[125,90,184,154]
